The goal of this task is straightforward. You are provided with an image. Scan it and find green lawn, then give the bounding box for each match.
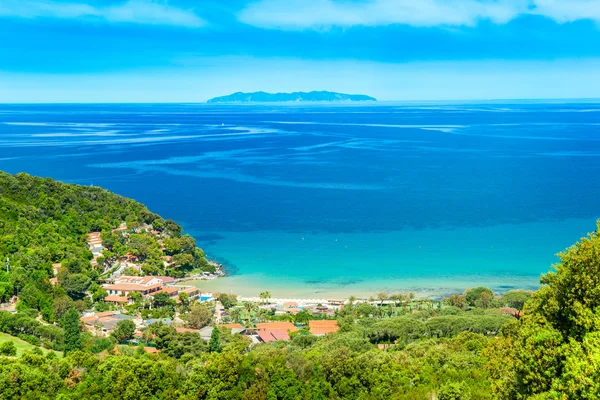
[0,332,62,357]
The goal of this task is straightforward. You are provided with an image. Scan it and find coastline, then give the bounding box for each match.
[188,217,595,299]
[186,272,542,299]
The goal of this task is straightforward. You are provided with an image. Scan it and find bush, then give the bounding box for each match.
[438,381,471,400]
[0,341,17,356]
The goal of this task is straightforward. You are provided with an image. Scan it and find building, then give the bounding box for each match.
[255,322,298,343]
[80,311,135,335]
[308,320,339,336]
[103,276,164,296]
[104,294,131,305]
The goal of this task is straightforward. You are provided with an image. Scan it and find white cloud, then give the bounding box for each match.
[532,0,600,23]
[238,0,600,29]
[0,0,205,27]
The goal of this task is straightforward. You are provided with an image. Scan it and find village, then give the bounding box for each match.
[84,225,343,347]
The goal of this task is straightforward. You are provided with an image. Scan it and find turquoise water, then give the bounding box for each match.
[1,102,599,296]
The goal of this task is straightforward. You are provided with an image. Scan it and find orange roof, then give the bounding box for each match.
[105,294,129,303]
[219,323,244,329]
[309,320,339,335]
[96,311,116,317]
[104,283,163,292]
[49,278,58,285]
[283,302,298,307]
[80,316,98,323]
[180,286,199,294]
[156,287,179,295]
[257,329,290,342]
[256,322,298,332]
[144,347,160,354]
[175,327,200,333]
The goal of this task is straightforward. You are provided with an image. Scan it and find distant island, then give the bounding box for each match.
[207,91,377,103]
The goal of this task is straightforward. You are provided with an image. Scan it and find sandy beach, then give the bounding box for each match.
[187,272,541,299]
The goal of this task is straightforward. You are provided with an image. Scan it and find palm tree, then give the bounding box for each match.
[259,291,271,304]
[348,295,356,305]
[229,307,242,323]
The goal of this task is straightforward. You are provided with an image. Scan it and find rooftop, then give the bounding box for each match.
[309,320,339,335]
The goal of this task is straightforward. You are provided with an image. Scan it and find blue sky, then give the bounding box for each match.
[1,0,600,102]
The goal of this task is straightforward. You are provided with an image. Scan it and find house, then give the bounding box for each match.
[308,320,339,336]
[153,286,179,299]
[104,294,131,305]
[256,322,298,332]
[80,311,134,334]
[103,282,163,296]
[257,329,291,343]
[144,318,173,326]
[179,286,201,299]
[254,322,298,342]
[103,276,165,296]
[198,325,246,340]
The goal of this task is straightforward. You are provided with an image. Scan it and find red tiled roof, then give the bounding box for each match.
[257,329,290,342]
[104,283,162,292]
[309,320,339,335]
[219,323,244,329]
[153,287,179,296]
[105,294,129,303]
[256,322,298,332]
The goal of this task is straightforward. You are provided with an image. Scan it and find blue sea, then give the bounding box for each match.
[1,102,599,297]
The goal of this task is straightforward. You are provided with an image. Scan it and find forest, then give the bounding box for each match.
[1,172,600,399]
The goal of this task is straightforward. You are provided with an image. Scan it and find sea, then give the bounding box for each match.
[1,101,599,298]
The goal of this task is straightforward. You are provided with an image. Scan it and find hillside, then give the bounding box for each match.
[207,90,377,103]
[0,171,214,317]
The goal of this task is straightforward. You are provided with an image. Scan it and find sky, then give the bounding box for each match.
[1,0,600,102]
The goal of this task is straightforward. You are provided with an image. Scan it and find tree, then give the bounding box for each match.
[153,292,171,308]
[60,273,91,300]
[178,292,189,307]
[475,291,494,309]
[376,292,388,306]
[488,220,600,399]
[0,341,17,356]
[438,382,471,400]
[499,290,533,311]
[464,287,494,307]
[187,304,212,329]
[259,291,271,304]
[216,293,237,309]
[62,307,82,354]
[208,327,221,353]
[444,294,467,309]
[111,319,136,343]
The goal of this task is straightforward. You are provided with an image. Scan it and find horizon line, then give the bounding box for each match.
[2,97,600,105]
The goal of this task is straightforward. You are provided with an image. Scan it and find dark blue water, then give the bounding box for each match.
[1,103,599,295]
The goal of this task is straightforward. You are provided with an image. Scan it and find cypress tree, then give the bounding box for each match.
[208,326,221,353]
[63,307,82,354]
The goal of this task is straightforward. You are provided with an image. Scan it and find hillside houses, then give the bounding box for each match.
[102,275,201,304]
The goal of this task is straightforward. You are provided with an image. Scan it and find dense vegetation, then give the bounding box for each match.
[0,172,213,321]
[1,172,600,399]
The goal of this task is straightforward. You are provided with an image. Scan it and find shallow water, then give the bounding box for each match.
[1,102,598,297]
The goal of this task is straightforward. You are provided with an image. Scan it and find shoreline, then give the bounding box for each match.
[185,272,541,300]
